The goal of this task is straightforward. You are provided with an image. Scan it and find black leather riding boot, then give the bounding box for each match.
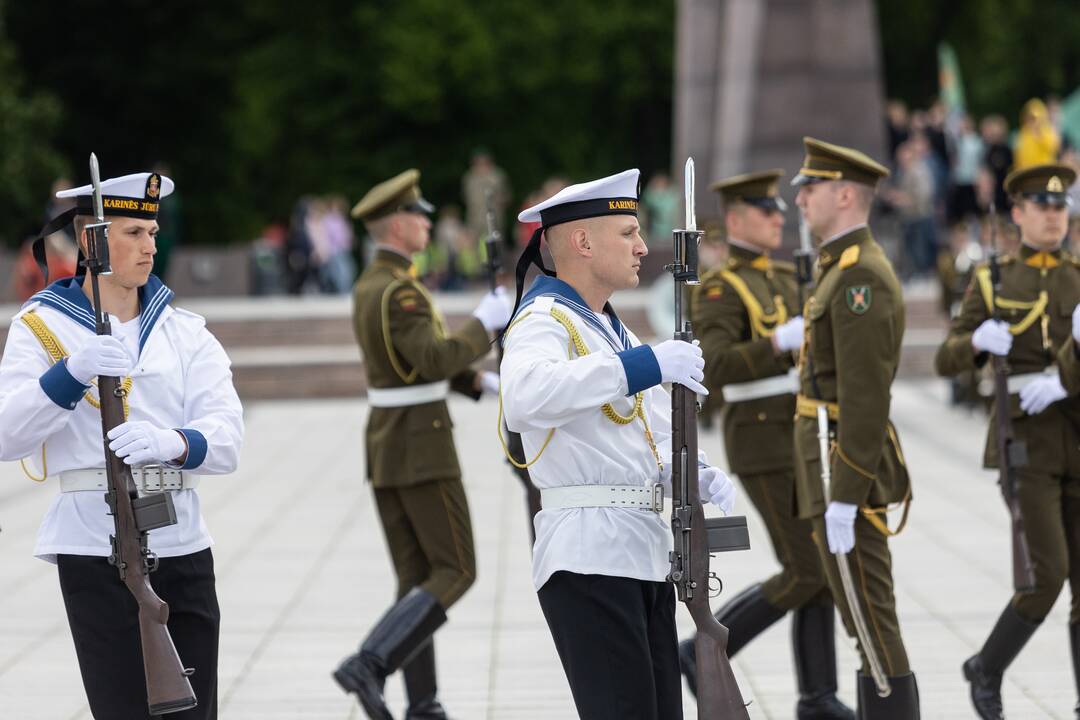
[961,604,1040,720]
[793,602,855,719]
[333,588,447,720]
[403,640,451,719]
[856,671,919,719]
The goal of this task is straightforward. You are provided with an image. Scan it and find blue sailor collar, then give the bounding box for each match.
[27,274,175,355]
[514,275,632,352]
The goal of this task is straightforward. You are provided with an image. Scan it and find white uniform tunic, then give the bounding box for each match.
[0,276,244,562]
[501,276,706,591]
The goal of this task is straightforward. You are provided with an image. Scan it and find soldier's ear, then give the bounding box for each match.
[571,227,592,257]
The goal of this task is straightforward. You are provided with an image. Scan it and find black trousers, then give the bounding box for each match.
[57,548,220,720]
[537,571,683,720]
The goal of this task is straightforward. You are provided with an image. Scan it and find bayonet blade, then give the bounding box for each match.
[90,153,105,222]
[798,211,812,252]
[684,157,696,232]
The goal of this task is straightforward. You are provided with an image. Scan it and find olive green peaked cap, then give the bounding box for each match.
[1004,163,1077,199]
[351,169,435,221]
[711,169,787,211]
[791,137,890,189]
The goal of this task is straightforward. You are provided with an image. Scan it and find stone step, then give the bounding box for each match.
[0,284,949,401]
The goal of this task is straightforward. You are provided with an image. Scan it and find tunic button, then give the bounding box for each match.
[757,412,767,421]
[433,419,442,429]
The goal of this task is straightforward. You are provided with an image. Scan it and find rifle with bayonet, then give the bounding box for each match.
[987,205,1037,593]
[795,211,814,308]
[666,158,751,719]
[484,188,542,543]
[85,153,197,715]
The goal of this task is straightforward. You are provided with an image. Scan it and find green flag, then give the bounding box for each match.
[938,43,966,116]
[1061,85,1080,149]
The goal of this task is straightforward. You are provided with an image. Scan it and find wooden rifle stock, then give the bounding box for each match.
[86,154,196,715]
[671,382,749,719]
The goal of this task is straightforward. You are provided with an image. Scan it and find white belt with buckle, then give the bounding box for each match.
[367,380,450,408]
[58,467,199,493]
[721,368,799,403]
[1007,368,1057,395]
[540,484,665,513]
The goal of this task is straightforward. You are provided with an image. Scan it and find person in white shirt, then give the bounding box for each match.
[0,171,243,719]
[499,169,736,720]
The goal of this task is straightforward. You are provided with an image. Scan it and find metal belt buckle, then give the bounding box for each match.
[650,483,665,513]
[141,465,166,493]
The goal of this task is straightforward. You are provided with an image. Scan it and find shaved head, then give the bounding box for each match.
[540,214,647,310]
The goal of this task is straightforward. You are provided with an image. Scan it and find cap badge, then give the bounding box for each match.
[1048,176,1064,193]
[146,174,161,199]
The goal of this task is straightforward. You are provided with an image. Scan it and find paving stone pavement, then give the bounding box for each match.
[0,379,1074,719]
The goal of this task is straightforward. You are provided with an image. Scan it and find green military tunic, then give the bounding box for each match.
[792,225,912,676]
[692,244,828,610]
[352,247,491,606]
[935,244,1080,623]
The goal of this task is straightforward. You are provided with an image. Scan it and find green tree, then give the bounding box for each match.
[4,0,674,247]
[878,0,1080,119]
[0,2,66,246]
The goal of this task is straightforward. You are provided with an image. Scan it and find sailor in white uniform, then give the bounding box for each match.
[500,169,736,720]
[0,171,243,719]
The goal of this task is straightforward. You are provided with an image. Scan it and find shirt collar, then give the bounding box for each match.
[818,225,873,268]
[371,246,416,277]
[823,223,868,246]
[27,274,174,354]
[516,275,631,352]
[726,237,767,257]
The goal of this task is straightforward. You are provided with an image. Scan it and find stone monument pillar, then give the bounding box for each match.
[674,0,888,228]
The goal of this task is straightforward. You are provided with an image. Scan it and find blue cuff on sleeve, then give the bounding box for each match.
[617,345,662,396]
[39,360,90,410]
[177,428,208,470]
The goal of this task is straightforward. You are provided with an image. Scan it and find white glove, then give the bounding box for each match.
[472,287,513,333]
[652,339,708,395]
[699,466,735,515]
[824,501,857,555]
[480,370,501,396]
[65,335,131,385]
[972,319,1013,357]
[107,421,187,466]
[1072,304,1080,343]
[1019,373,1067,415]
[772,316,805,353]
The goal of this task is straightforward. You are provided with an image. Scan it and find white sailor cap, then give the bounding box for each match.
[57,172,175,220]
[518,169,640,227]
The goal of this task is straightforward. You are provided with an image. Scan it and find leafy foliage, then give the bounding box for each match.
[2,0,674,246]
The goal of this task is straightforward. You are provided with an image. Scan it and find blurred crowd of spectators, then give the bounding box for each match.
[880,96,1080,291]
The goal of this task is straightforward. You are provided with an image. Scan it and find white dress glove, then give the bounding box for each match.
[107,421,187,466]
[1019,373,1067,415]
[772,316,805,353]
[1072,304,1080,343]
[480,370,501,396]
[699,466,735,515]
[65,335,131,384]
[824,501,858,555]
[472,286,513,333]
[972,319,1013,357]
[652,339,708,396]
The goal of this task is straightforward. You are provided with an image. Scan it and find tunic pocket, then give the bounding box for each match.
[405,404,459,482]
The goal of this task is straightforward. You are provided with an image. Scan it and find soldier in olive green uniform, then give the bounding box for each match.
[332,170,512,720]
[681,170,853,720]
[791,138,919,717]
[935,164,1080,720]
